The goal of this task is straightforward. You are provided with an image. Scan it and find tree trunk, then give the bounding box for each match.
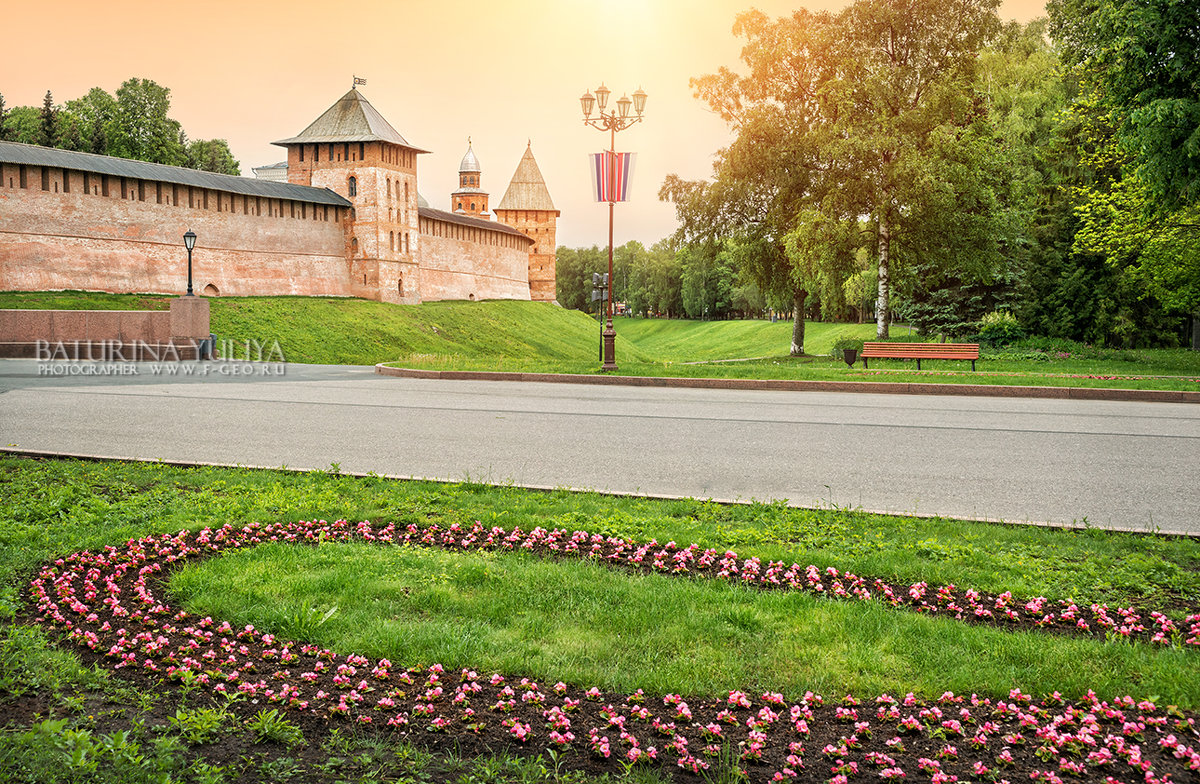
[1192,313,1200,351]
[791,289,807,356]
[876,214,890,340]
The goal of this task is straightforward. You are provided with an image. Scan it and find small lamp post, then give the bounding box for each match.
[580,84,646,371]
[183,230,197,296]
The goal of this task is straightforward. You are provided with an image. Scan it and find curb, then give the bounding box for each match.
[374,365,1200,404]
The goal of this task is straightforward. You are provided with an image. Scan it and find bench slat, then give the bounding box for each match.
[858,342,979,370]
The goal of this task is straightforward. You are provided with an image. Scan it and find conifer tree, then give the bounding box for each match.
[39,89,57,147]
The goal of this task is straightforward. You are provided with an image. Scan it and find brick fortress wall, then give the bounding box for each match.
[0,162,351,297]
[417,212,533,302]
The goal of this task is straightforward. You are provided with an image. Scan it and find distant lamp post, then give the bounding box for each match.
[580,83,646,371]
[183,230,197,296]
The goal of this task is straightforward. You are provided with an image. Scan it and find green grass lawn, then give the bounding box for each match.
[4,290,1199,390]
[2,456,1199,783]
[171,540,1200,705]
[610,317,887,361]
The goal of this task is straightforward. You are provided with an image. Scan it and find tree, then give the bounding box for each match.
[1049,0,1200,347]
[38,90,58,147]
[66,87,118,155]
[0,93,8,141]
[680,242,737,319]
[109,78,186,165]
[186,139,240,175]
[3,106,41,145]
[662,7,836,353]
[816,0,1007,338]
[664,0,1012,350]
[554,246,608,314]
[1049,0,1200,212]
[55,111,86,152]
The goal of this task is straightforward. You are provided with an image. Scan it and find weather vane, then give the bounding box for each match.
[353,76,367,88]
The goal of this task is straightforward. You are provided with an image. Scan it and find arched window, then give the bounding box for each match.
[471,202,476,211]
[348,176,357,197]
[351,237,358,254]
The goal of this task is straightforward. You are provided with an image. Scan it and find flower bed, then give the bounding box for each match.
[27,519,1200,783]
[397,521,1200,646]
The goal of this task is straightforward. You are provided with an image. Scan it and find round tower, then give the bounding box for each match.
[451,139,490,219]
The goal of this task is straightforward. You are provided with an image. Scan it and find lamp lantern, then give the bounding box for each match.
[594,83,610,111]
[617,94,632,119]
[632,88,647,116]
[580,90,595,117]
[183,229,197,296]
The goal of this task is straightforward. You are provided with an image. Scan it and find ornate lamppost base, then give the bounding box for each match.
[601,322,617,372]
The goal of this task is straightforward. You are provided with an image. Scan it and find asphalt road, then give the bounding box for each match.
[2,359,1198,533]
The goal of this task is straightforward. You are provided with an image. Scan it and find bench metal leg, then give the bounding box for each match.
[863,358,868,369]
[972,360,976,371]
[916,358,921,370]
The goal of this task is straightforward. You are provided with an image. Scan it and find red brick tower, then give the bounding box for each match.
[273,88,429,303]
[495,143,559,302]
[451,140,489,219]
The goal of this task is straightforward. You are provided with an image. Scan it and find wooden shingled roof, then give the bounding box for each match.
[495,144,558,214]
[273,89,429,152]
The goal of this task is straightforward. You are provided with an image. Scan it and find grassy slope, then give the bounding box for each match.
[0,292,652,366]
[210,297,653,366]
[613,317,886,361]
[4,291,1199,389]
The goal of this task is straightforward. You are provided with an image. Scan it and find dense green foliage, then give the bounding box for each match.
[640,1,1200,351]
[1047,0,1200,345]
[0,79,239,175]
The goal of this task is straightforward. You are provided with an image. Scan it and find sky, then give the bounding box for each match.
[1,0,1046,249]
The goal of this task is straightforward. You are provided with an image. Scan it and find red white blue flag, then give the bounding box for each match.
[590,151,635,203]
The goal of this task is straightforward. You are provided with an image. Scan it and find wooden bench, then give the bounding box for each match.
[860,342,979,371]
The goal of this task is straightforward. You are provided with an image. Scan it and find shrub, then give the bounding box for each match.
[975,311,1025,346]
[832,337,864,361]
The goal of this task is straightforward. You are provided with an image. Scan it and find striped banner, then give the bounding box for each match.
[589,151,635,203]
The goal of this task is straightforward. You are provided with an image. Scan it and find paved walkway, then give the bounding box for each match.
[3,359,1198,534]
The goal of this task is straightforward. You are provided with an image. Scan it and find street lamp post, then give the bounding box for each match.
[580,84,646,371]
[183,230,197,296]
